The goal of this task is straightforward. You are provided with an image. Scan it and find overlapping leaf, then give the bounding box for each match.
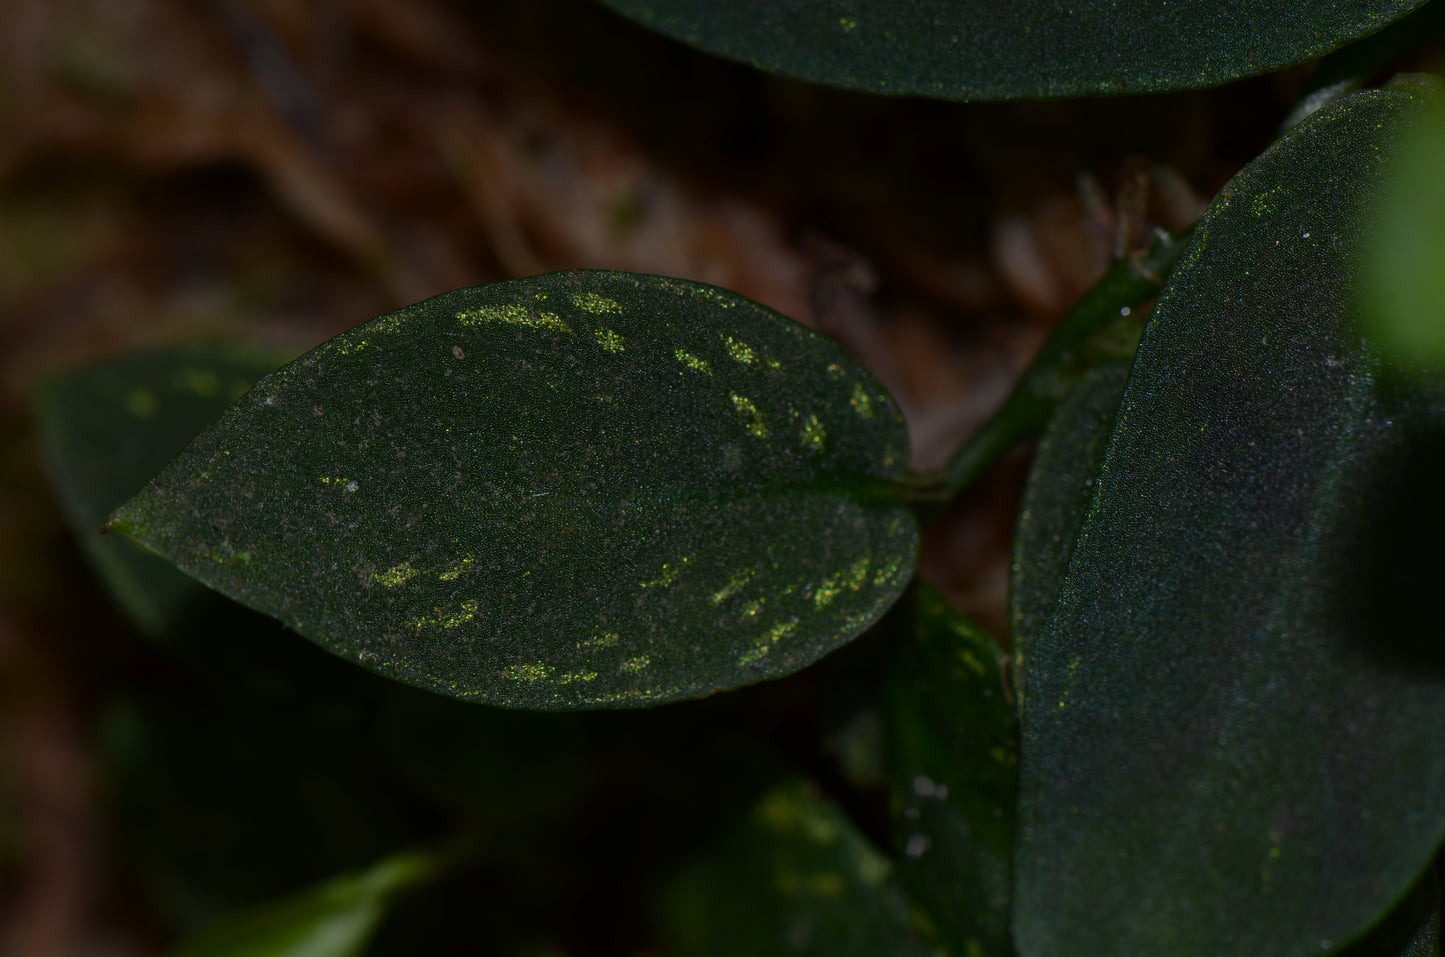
[594,0,1426,100]
[110,272,917,708]
[1013,89,1445,955]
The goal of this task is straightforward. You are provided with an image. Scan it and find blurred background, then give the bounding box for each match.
[0,0,1314,953]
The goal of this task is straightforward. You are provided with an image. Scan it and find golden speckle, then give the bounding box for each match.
[506,662,554,682]
[738,644,771,667]
[711,568,755,605]
[741,599,764,618]
[619,655,650,675]
[126,388,158,418]
[722,335,755,363]
[844,556,869,590]
[374,562,418,588]
[839,16,858,31]
[595,328,625,353]
[641,557,690,589]
[675,349,712,375]
[438,556,473,581]
[573,292,622,314]
[456,304,572,333]
[799,414,826,452]
[764,619,798,643]
[413,599,479,630]
[826,363,846,380]
[558,670,598,684]
[731,394,768,438]
[580,631,620,649]
[850,383,875,419]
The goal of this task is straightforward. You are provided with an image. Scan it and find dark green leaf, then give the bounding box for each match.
[35,345,291,635]
[880,585,1016,957]
[1014,90,1445,956]
[109,271,917,709]
[165,849,439,957]
[1008,361,1130,703]
[594,0,1425,100]
[656,778,933,957]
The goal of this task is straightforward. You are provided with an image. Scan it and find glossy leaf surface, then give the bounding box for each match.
[880,585,1016,957]
[35,345,290,635]
[1008,362,1129,704]
[111,272,916,708]
[658,778,932,956]
[594,0,1425,101]
[1014,90,1445,956]
[166,850,437,957]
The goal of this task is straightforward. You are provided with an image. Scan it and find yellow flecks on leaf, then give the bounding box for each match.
[126,388,158,418]
[741,599,764,619]
[558,671,598,684]
[456,304,572,333]
[414,599,479,630]
[767,357,781,370]
[319,476,358,492]
[573,292,622,314]
[839,16,859,31]
[172,368,220,398]
[844,556,870,590]
[799,414,826,452]
[711,568,755,604]
[619,655,650,675]
[826,363,846,380]
[374,562,418,588]
[764,619,798,644]
[674,349,712,375]
[738,644,771,667]
[814,574,844,609]
[641,556,690,588]
[338,338,369,356]
[438,556,473,581]
[731,394,768,438]
[580,631,620,650]
[595,328,625,353]
[850,383,875,419]
[872,562,898,586]
[721,335,755,363]
[506,662,554,682]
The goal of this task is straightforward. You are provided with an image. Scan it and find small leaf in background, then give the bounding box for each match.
[593,0,1425,100]
[110,271,917,708]
[165,849,439,957]
[1014,89,1445,956]
[35,344,293,636]
[880,585,1016,957]
[1008,361,1130,705]
[1365,88,1445,373]
[656,778,933,957]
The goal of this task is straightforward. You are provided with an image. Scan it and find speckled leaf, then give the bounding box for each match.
[1014,90,1445,956]
[109,271,917,709]
[594,0,1425,100]
[1008,361,1129,705]
[880,585,1016,957]
[166,850,438,957]
[657,778,933,957]
[35,345,291,636]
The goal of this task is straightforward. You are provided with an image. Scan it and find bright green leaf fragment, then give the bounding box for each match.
[1365,89,1445,373]
[657,778,934,957]
[165,849,439,957]
[880,585,1017,957]
[34,345,293,637]
[594,0,1425,101]
[109,271,916,709]
[1014,90,1445,956]
[1009,361,1130,706]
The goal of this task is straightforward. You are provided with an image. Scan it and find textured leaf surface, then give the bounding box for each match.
[880,585,1016,957]
[111,272,916,708]
[35,345,290,635]
[595,0,1425,100]
[1008,362,1129,704]
[166,850,437,957]
[1014,90,1445,956]
[657,778,932,957]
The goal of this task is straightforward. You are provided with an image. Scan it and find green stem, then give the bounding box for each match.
[918,226,1192,505]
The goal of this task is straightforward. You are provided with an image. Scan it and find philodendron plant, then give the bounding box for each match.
[33,2,1445,956]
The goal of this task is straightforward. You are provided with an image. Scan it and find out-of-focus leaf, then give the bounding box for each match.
[35,344,292,636]
[594,0,1425,100]
[880,585,1016,957]
[1014,89,1445,956]
[109,271,917,709]
[1336,870,1440,956]
[1008,361,1130,704]
[165,849,439,957]
[1365,87,1445,372]
[657,778,933,957]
